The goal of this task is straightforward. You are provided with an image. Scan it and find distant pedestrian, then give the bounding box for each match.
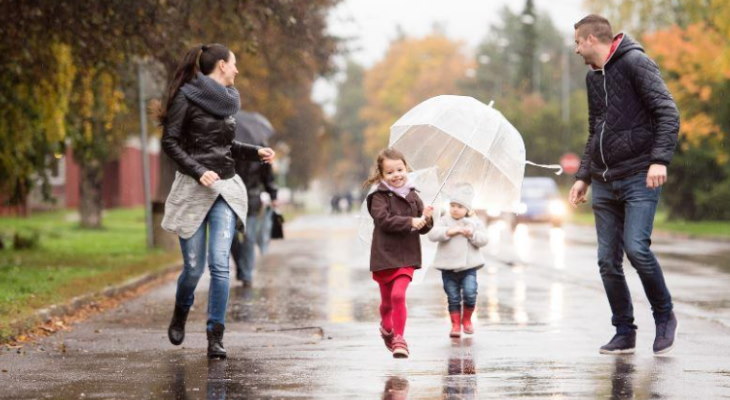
[159,43,275,359]
[569,15,679,355]
[428,183,488,338]
[230,110,279,288]
[364,148,433,358]
[330,194,340,214]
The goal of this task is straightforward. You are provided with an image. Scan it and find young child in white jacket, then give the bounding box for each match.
[428,183,488,337]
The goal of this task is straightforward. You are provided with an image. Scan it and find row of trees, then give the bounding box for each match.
[0,0,340,226]
[329,1,590,195]
[328,0,730,220]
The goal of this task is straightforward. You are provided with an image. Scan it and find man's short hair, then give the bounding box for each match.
[574,14,613,44]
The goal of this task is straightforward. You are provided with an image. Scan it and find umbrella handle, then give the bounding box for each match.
[525,160,563,175]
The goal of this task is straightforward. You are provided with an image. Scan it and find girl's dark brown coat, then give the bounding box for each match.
[367,183,433,272]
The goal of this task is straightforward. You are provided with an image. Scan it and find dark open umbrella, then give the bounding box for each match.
[234,110,275,146]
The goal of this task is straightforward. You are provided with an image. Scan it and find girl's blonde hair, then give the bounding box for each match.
[362,148,411,188]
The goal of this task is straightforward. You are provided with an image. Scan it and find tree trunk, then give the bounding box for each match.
[79,159,104,229]
[152,152,179,250]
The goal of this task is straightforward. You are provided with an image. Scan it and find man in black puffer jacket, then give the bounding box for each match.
[568,15,679,356]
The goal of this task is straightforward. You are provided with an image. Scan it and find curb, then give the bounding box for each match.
[7,260,181,341]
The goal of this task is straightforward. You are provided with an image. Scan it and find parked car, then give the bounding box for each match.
[513,177,567,227]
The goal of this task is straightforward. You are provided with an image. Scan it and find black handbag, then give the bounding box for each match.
[270,210,284,239]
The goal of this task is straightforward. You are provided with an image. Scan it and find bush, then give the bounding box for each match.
[13,229,40,250]
[696,182,730,220]
[663,142,730,221]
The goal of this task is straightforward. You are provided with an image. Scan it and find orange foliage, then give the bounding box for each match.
[362,34,473,156]
[644,23,730,149]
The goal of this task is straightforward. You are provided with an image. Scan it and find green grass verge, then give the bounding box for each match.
[569,210,730,238]
[0,208,179,339]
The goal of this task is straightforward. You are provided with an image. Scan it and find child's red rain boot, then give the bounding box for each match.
[462,306,475,334]
[449,312,461,338]
[392,335,409,358]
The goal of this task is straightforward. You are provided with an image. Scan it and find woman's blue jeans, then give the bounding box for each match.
[441,268,478,313]
[592,171,673,333]
[175,197,237,331]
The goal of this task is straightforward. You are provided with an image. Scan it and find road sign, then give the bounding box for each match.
[560,153,581,175]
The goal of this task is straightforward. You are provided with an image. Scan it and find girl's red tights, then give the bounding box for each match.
[378,276,411,336]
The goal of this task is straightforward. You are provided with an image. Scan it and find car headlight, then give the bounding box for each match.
[517,202,528,214]
[548,199,566,216]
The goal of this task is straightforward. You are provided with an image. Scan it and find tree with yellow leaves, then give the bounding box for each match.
[644,23,730,156]
[362,34,473,156]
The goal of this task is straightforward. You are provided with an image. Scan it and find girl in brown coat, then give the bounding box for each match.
[365,148,433,358]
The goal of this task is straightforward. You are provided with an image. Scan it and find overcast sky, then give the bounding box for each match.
[313,0,590,113]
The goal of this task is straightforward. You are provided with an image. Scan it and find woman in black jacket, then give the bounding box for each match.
[159,44,274,359]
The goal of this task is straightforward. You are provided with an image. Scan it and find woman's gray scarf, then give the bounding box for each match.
[180,72,240,118]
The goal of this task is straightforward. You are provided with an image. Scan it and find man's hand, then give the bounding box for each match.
[646,164,667,189]
[258,147,275,163]
[568,180,589,207]
[199,170,220,187]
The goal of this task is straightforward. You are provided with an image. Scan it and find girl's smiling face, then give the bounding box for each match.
[381,157,408,188]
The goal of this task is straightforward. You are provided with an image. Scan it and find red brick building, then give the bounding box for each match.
[1,137,160,215]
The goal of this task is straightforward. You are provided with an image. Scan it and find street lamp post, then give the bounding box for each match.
[561,38,573,152]
[137,60,153,249]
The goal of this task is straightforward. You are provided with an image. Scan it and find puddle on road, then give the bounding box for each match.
[16,351,319,399]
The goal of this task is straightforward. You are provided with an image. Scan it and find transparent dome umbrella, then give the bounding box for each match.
[389,95,530,214]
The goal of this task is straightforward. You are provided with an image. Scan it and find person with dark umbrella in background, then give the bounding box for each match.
[230,110,278,288]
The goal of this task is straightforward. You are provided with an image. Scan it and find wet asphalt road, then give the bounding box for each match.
[1,213,730,399]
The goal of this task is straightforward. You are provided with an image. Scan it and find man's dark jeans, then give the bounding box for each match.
[592,171,673,333]
[441,268,478,313]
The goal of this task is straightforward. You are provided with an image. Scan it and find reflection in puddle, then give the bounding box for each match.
[164,356,231,400]
[513,267,529,325]
[486,270,501,323]
[443,338,477,399]
[487,220,506,256]
[207,359,229,400]
[610,357,635,400]
[549,227,566,270]
[382,376,410,400]
[513,224,531,263]
[327,262,353,323]
[549,283,564,325]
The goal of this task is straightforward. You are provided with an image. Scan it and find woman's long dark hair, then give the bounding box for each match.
[159,43,231,124]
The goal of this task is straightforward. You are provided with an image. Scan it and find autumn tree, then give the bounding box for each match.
[362,33,472,156]
[326,61,370,191]
[0,1,155,219]
[517,0,537,92]
[0,41,75,211]
[0,1,340,227]
[463,5,588,182]
[643,22,730,219]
